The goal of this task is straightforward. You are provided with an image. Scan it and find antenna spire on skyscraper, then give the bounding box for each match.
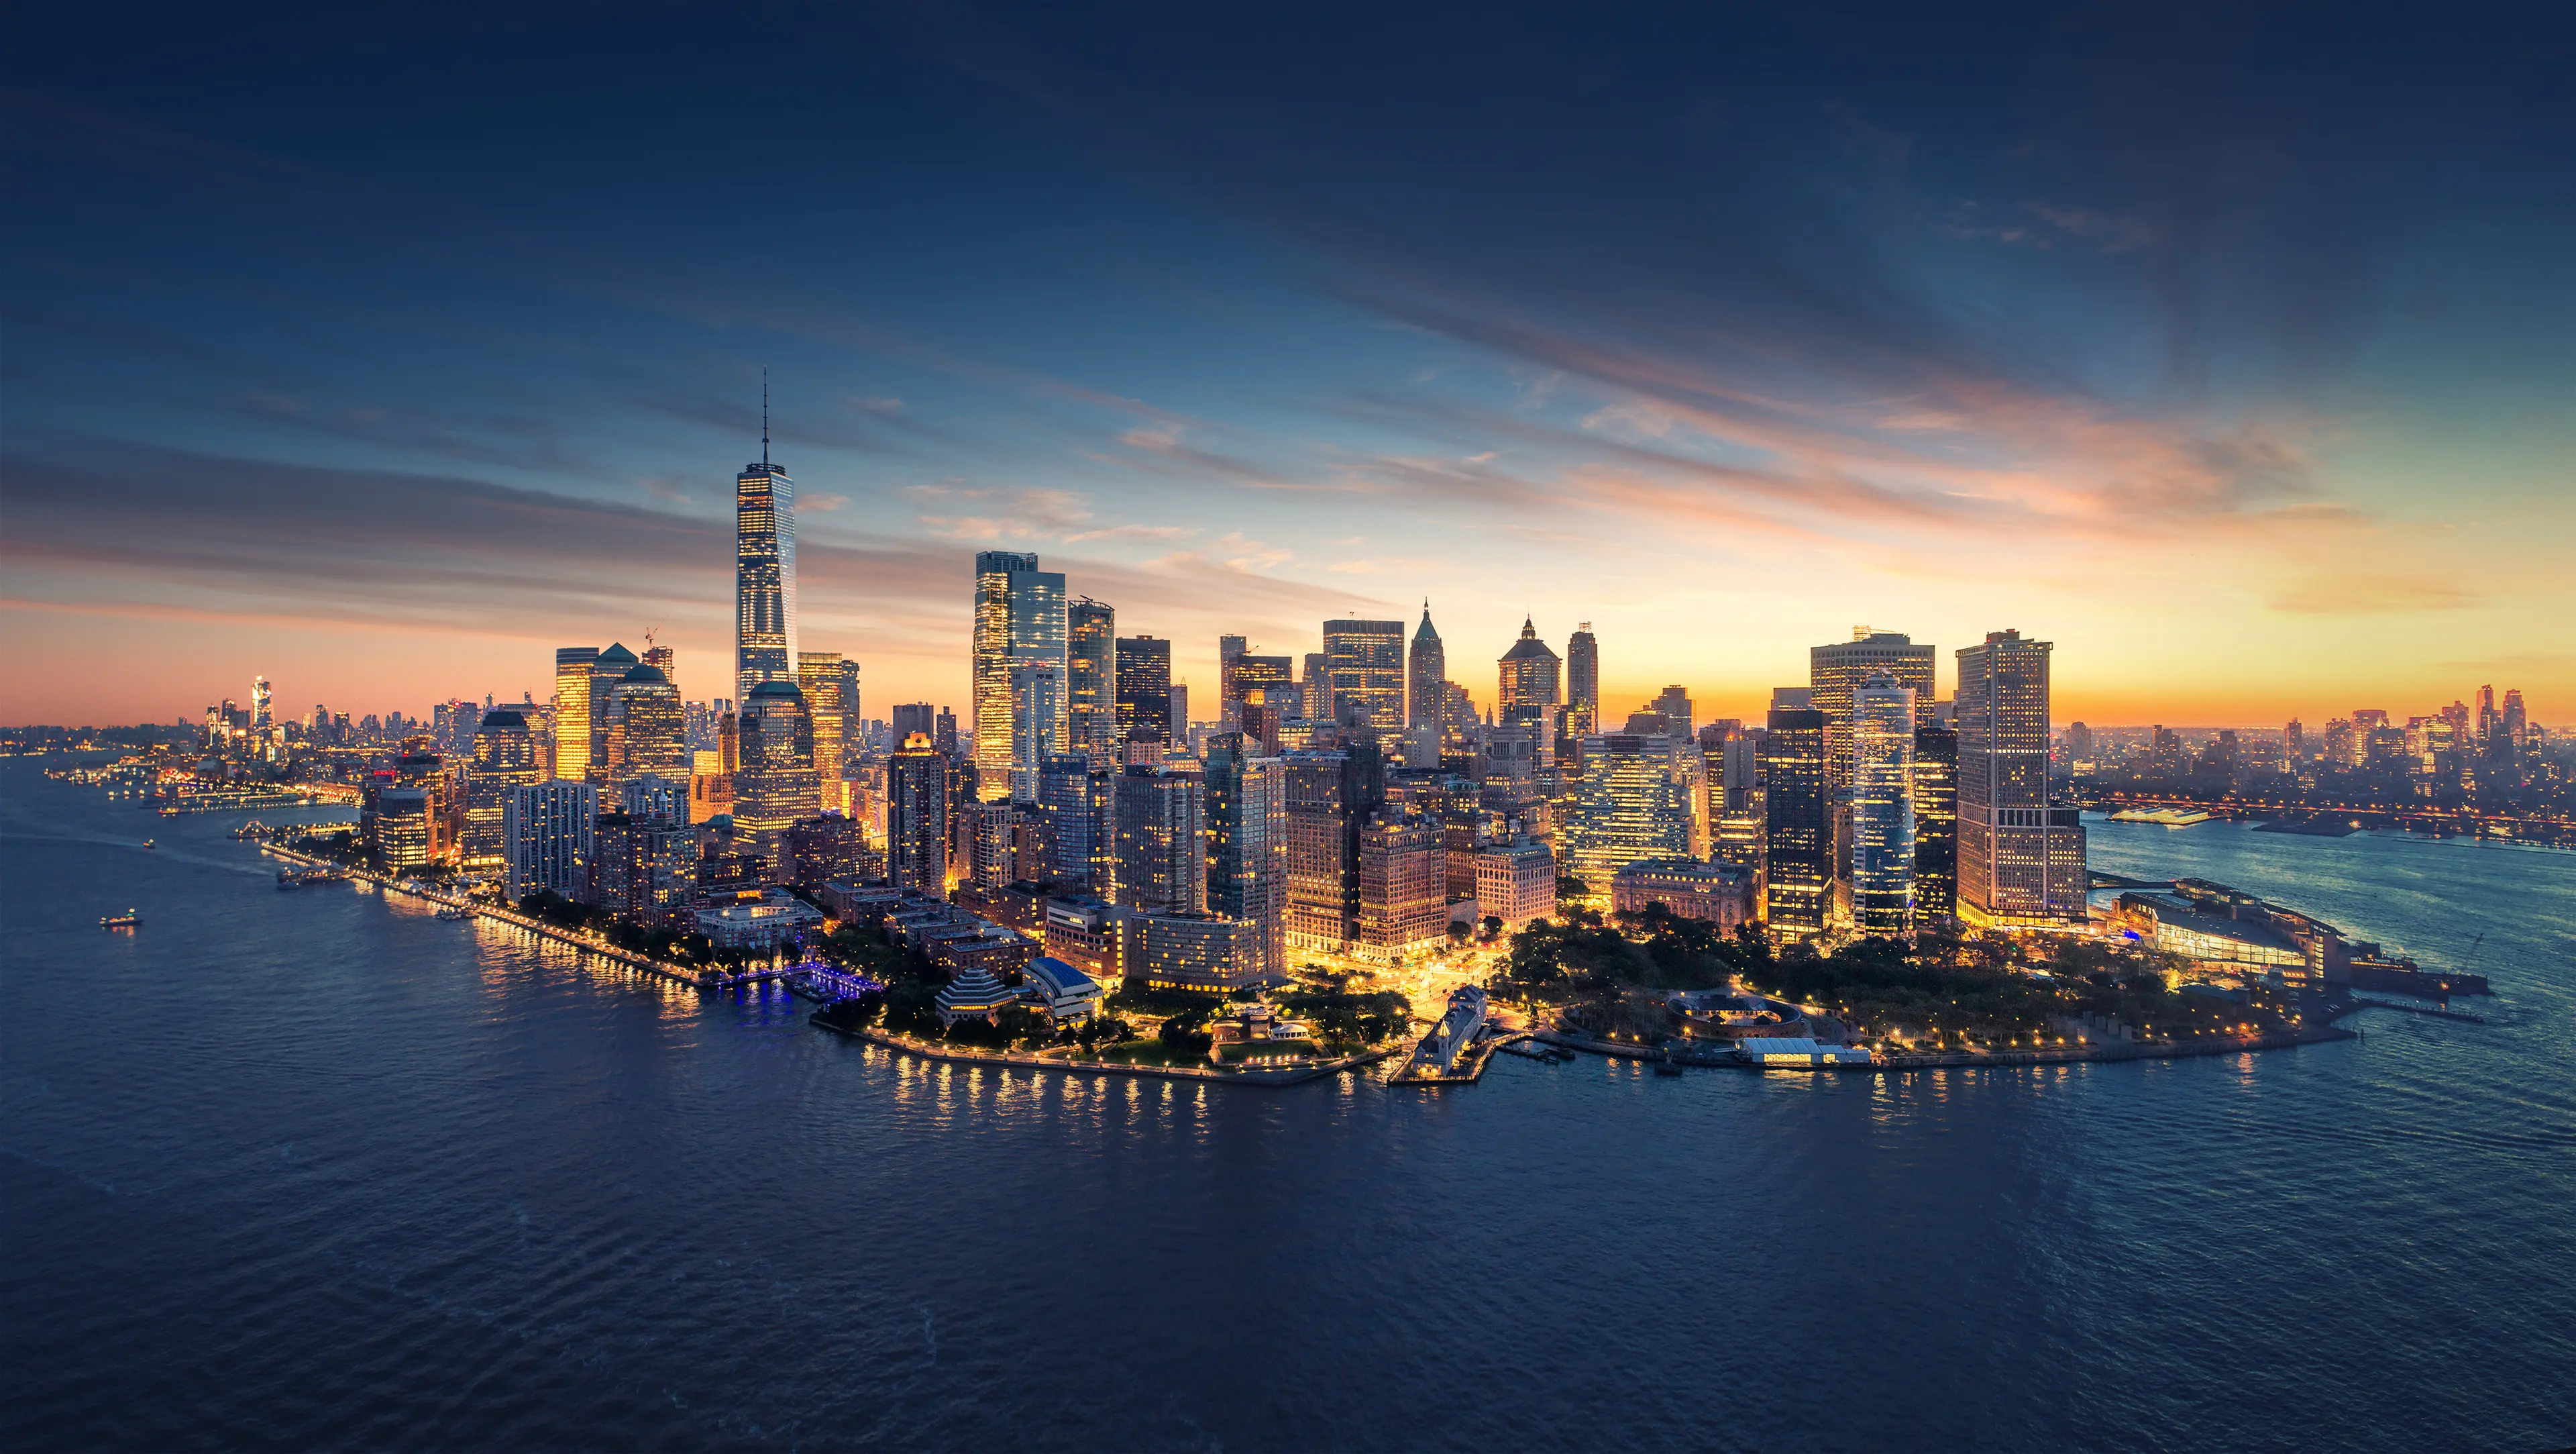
[761,366,770,466]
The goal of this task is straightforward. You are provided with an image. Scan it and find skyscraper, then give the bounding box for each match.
[252,675,272,731]
[1354,811,1446,963]
[1217,634,1248,730]
[586,642,640,787]
[1115,634,1173,747]
[1912,721,1957,923]
[972,551,1068,799]
[1848,674,1916,935]
[465,708,540,872]
[798,651,852,785]
[1203,735,1287,982]
[734,407,798,704]
[1301,652,1332,725]
[553,647,600,784]
[1038,751,1110,886]
[892,703,934,743]
[888,733,951,898]
[1406,605,1446,733]
[1760,705,1829,936]
[1955,630,2086,927]
[733,680,819,866]
[1324,619,1405,731]
[604,662,687,794]
[1112,765,1206,914]
[1497,617,1562,727]
[1069,598,1118,763]
[1232,654,1294,721]
[1651,686,1694,743]
[1565,623,1599,735]
[1283,747,1384,953]
[504,780,597,902]
[1562,731,1695,886]
[1810,628,1937,786]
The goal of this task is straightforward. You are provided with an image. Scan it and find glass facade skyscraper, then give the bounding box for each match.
[1848,675,1916,935]
[972,551,1067,800]
[1565,623,1599,735]
[1114,634,1172,747]
[1068,598,1117,764]
[1324,619,1405,732]
[734,452,797,705]
[733,680,818,865]
[1955,630,2087,927]
[1405,607,1446,733]
[1760,706,1829,937]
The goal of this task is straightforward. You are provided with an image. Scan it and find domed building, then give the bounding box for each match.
[604,662,688,794]
[1497,617,1562,725]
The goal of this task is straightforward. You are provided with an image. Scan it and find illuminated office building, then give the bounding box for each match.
[1231,654,1294,722]
[1324,618,1404,731]
[1301,652,1332,727]
[1069,599,1118,763]
[1355,811,1446,963]
[1848,674,1917,935]
[1218,635,1248,730]
[604,662,688,794]
[1115,635,1173,747]
[504,780,597,902]
[584,642,640,786]
[1810,627,1936,790]
[1112,765,1205,914]
[1204,735,1287,982]
[1651,687,1693,745]
[553,647,600,784]
[252,676,272,731]
[1955,630,2086,927]
[734,415,798,703]
[1406,605,1446,733]
[1497,619,1562,725]
[1566,624,1599,735]
[798,651,853,782]
[1913,721,1958,923]
[1038,751,1111,886]
[464,708,541,872]
[1760,705,1829,937]
[1562,733,1695,886]
[1284,748,1384,953]
[733,680,819,866]
[643,644,676,692]
[888,733,951,898]
[972,551,1068,800]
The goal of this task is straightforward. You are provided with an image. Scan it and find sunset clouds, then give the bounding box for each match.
[3,6,2569,725]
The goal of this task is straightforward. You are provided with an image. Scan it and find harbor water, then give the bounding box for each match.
[3,760,2571,1452]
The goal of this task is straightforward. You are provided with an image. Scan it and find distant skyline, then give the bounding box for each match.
[4,7,2571,727]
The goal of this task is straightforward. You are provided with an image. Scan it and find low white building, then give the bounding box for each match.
[1020,956,1102,1024]
[694,890,825,950]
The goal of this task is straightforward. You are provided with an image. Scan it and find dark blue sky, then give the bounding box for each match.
[5,3,2571,724]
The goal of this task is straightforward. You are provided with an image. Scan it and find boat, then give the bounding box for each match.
[142,839,157,849]
[100,911,142,928]
[2106,807,2215,827]
[434,906,473,921]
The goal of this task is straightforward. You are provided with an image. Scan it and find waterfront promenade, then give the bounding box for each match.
[259,843,785,991]
[822,1021,1398,1087]
[1533,1020,2356,1072]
